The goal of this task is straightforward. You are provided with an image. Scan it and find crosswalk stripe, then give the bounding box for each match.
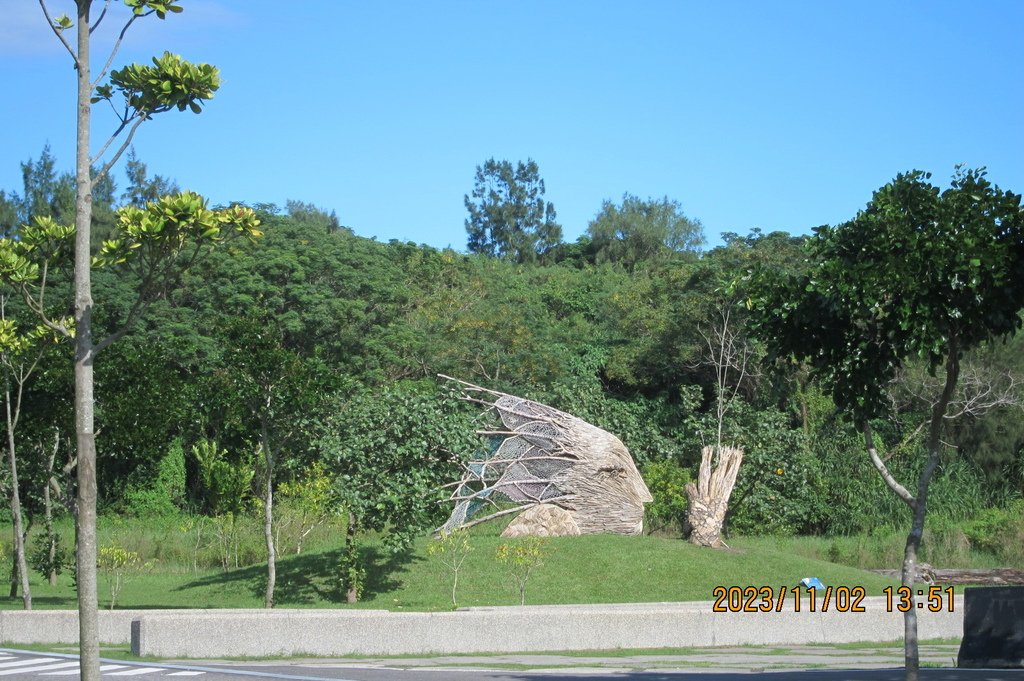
[0,657,207,679]
[0,661,80,676]
[0,659,60,669]
[105,668,166,676]
[41,664,128,676]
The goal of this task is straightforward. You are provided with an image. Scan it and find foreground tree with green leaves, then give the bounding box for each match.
[29,2,258,678]
[749,167,1024,681]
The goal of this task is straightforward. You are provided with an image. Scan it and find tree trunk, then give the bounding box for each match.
[898,351,959,681]
[73,4,101,681]
[5,381,32,609]
[345,513,358,604]
[685,445,743,548]
[261,415,276,609]
[44,433,59,586]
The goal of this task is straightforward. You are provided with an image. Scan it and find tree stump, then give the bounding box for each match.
[685,445,743,548]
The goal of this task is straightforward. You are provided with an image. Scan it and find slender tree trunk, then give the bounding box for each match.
[73,4,101,680]
[44,433,59,586]
[899,352,959,681]
[4,381,31,609]
[345,513,358,604]
[261,414,276,609]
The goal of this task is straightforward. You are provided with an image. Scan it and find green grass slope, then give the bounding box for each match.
[1,527,896,611]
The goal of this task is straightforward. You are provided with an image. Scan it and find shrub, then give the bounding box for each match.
[964,501,1024,564]
[29,532,72,582]
[643,460,690,536]
[122,439,187,518]
[193,439,254,516]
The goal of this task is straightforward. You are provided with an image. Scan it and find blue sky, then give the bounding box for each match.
[2,1,1022,250]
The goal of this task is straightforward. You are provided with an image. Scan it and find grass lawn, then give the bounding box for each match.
[0,522,900,611]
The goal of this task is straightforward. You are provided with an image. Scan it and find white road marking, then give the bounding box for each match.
[105,668,167,676]
[0,656,206,679]
[0,662,80,676]
[41,664,129,676]
[0,660,60,670]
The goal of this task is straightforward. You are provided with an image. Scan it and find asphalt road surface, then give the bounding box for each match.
[2,650,1024,681]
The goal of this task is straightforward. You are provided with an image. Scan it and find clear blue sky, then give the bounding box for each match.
[2,1,1022,250]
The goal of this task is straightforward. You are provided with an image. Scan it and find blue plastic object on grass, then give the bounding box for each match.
[800,577,825,589]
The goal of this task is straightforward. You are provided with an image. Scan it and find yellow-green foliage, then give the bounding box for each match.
[98,545,149,610]
[276,462,335,555]
[427,529,473,608]
[495,536,547,605]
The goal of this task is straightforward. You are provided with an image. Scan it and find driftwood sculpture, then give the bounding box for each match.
[685,444,744,548]
[437,376,653,537]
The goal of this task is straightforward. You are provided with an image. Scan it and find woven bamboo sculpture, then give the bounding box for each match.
[438,376,653,537]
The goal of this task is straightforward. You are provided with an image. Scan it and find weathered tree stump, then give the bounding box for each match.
[685,445,743,548]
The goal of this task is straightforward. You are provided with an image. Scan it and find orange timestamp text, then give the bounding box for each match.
[711,585,955,613]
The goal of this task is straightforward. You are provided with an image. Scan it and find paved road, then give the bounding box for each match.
[2,649,1024,681]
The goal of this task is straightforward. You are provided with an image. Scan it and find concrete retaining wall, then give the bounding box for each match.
[1,597,963,657]
[0,609,189,645]
[0,608,390,646]
[126,596,963,658]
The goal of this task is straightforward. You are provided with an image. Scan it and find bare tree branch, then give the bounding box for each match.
[863,422,916,510]
[88,0,112,34]
[92,10,148,87]
[92,117,148,183]
[38,0,78,64]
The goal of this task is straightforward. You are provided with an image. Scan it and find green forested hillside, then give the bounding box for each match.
[2,149,1023,605]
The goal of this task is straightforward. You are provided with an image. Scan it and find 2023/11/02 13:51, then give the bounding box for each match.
[711,585,956,613]
[883,585,955,612]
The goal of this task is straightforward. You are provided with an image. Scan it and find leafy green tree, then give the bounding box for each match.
[465,158,562,263]
[31,2,254,675]
[749,167,1024,680]
[587,193,704,271]
[0,192,19,238]
[213,315,332,608]
[121,147,179,207]
[286,200,343,233]
[19,144,75,227]
[318,381,477,601]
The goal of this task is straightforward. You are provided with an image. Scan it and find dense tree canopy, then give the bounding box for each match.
[1,151,1021,574]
